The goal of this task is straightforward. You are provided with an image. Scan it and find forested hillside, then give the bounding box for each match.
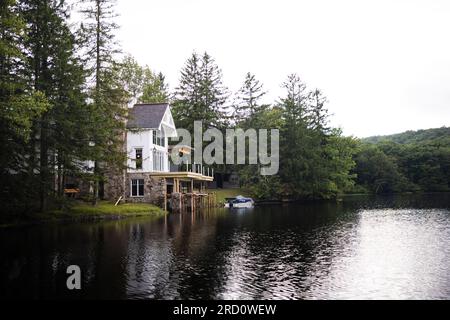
[352,127,450,193]
[363,127,450,145]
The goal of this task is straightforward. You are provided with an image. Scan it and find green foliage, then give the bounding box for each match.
[79,0,128,205]
[1,0,133,214]
[234,74,356,200]
[2,91,50,142]
[56,201,164,217]
[140,72,169,103]
[233,72,268,125]
[363,127,450,145]
[277,75,356,200]
[353,143,412,193]
[354,129,450,193]
[117,55,169,105]
[172,51,229,133]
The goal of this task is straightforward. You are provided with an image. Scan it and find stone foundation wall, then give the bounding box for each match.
[125,173,166,207]
[170,192,182,212]
[104,169,125,201]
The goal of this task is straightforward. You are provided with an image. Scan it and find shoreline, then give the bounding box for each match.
[0,201,166,229]
[2,191,449,228]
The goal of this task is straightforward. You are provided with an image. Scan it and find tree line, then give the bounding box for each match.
[353,128,450,193]
[1,1,448,217]
[169,52,449,199]
[169,53,357,200]
[0,0,167,215]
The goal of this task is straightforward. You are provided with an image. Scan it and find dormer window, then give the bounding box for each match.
[135,148,143,169]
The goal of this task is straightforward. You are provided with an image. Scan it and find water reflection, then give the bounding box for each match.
[1,193,450,299]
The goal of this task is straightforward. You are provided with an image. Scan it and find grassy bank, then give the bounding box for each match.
[1,201,165,228]
[40,201,165,219]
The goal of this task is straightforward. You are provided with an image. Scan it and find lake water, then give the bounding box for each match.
[1,193,450,300]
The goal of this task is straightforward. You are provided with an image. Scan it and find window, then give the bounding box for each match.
[152,130,157,145]
[131,179,144,197]
[152,150,165,171]
[135,148,143,170]
[152,130,165,147]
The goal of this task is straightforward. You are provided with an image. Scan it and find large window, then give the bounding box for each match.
[152,150,164,171]
[131,179,144,197]
[135,148,142,170]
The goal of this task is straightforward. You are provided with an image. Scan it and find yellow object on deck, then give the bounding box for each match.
[64,188,80,194]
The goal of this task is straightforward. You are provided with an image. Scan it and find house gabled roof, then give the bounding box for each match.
[126,103,177,137]
[127,103,168,129]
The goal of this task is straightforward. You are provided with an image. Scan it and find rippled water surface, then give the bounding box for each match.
[1,193,450,299]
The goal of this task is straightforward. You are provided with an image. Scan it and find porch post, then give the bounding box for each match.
[191,179,194,213]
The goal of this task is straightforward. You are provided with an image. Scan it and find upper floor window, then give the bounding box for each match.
[152,130,165,147]
[152,130,157,145]
[135,148,142,170]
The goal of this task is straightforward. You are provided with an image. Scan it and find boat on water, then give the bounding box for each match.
[224,195,254,208]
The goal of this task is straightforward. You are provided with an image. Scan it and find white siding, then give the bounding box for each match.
[127,129,169,173]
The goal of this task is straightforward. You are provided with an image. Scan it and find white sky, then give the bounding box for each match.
[112,0,450,137]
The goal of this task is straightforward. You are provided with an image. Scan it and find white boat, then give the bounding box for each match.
[224,195,254,208]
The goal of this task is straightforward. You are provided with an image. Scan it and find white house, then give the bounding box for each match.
[117,103,213,208]
[126,103,177,174]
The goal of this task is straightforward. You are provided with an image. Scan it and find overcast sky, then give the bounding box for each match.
[112,0,450,137]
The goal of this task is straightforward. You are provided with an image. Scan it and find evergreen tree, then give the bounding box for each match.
[79,0,127,205]
[278,74,311,197]
[275,74,356,199]
[198,52,229,128]
[171,52,202,133]
[233,72,268,126]
[19,0,89,211]
[280,74,309,125]
[172,52,229,133]
[307,88,329,133]
[117,55,169,105]
[50,24,89,200]
[0,0,50,210]
[140,71,169,103]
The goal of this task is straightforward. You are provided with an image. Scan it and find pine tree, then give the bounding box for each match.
[276,74,356,199]
[140,71,169,104]
[172,52,229,133]
[280,74,309,125]
[307,88,329,134]
[233,72,267,125]
[19,0,90,211]
[278,74,311,197]
[171,52,203,133]
[198,52,229,129]
[0,0,50,209]
[79,0,127,205]
[50,23,89,200]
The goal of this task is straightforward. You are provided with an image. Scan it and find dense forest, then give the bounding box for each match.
[1,1,449,216]
[352,127,450,194]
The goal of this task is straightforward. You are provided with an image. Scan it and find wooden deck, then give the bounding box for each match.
[149,171,213,182]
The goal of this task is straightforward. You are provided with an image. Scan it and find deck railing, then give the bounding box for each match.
[170,163,214,177]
